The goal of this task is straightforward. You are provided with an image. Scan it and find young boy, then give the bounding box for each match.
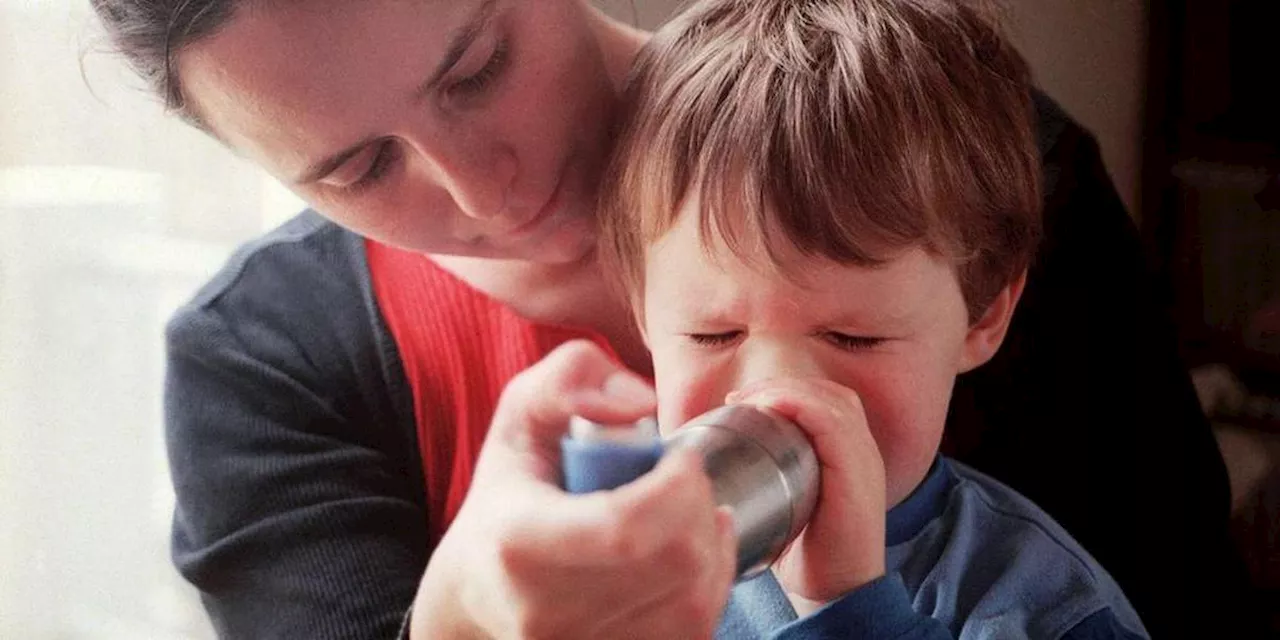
[597,0,1149,637]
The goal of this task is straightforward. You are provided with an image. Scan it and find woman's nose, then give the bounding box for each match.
[408,134,518,221]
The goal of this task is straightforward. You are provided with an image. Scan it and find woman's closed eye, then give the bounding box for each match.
[449,37,510,98]
[339,141,401,194]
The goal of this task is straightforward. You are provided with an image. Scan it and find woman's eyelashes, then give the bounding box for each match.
[344,141,400,194]
[449,37,511,98]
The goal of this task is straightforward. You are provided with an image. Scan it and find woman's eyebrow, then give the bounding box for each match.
[292,0,498,185]
[415,0,499,99]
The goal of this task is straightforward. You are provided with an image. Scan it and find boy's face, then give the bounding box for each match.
[642,199,1018,507]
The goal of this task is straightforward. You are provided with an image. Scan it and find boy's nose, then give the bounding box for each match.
[733,338,824,392]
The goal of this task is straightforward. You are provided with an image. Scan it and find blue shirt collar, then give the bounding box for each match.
[885,456,955,546]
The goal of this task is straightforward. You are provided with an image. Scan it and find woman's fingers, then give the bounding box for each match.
[487,340,656,482]
[457,448,731,639]
[506,449,721,567]
[498,339,655,430]
[417,343,734,639]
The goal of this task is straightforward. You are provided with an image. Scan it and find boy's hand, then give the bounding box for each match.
[730,378,887,613]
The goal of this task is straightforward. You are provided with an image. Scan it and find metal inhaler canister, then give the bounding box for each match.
[665,405,819,580]
[561,405,819,581]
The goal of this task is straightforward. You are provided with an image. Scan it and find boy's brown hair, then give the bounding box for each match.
[599,0,1043,322]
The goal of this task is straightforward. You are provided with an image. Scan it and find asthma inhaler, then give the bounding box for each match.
[561,405,819,580]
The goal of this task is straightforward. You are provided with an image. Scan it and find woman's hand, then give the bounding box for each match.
[410,340,738,640]
[730,378,888,616]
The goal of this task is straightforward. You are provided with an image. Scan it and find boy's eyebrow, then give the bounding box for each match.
[824,306,912,330]
[292,0,497,185]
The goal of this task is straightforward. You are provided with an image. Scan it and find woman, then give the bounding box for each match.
[91,0,1254,638]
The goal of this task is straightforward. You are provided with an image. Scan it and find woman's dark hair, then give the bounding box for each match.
[91,1,648,127]
[91,0,237,124]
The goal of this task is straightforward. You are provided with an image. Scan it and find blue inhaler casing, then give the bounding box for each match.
[560,416,664,493]
[559,406,819,580]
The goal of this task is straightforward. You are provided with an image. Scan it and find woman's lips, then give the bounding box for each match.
[509,173,566,238]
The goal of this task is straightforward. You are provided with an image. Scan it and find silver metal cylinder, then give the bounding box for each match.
[666,404,820,580]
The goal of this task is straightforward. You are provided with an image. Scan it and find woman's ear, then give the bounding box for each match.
[958,270,1028,373]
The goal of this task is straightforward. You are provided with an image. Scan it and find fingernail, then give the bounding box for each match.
[724,390,742,405]
[602,372,656,406]
[741,390,784,410]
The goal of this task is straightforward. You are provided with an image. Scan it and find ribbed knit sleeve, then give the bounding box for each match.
[166,213,425,638]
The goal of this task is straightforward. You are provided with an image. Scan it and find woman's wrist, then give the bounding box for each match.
[410,546,488,640]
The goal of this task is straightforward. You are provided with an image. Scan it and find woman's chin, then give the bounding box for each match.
[531,234,597,266]
[521,215,598,266]
[413,214,597,265]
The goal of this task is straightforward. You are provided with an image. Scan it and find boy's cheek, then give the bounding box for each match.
[653,359,727,435]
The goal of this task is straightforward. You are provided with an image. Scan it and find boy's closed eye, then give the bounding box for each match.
[683,331,885,352]
[820,332,884,352]
[685,331,743,347]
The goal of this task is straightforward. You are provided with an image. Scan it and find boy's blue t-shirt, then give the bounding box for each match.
[717,458,1149,639]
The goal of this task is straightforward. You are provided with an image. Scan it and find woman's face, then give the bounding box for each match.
[180,0,630,263]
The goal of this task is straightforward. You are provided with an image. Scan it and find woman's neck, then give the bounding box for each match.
[426,12,655,373]
[429,253,652,377]
[586,4,651,90]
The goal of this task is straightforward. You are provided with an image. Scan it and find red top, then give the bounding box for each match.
[365,240,613,544]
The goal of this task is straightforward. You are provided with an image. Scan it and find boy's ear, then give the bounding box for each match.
[958,270,1028,373]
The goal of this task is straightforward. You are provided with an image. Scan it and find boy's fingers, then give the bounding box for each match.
[731,378,871,470]
[732,377,863,421]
